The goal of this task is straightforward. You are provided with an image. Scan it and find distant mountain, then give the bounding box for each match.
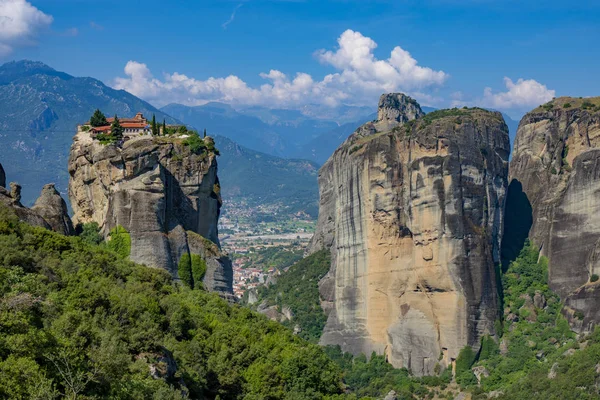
[0,60,321,217]
[0,60,175,204]
[214,135,319,217]
[161,102,349,159]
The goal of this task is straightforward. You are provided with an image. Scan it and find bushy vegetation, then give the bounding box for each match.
[106,225,131,258]
[324,347,451,399]
[457,241,600,399]
[89,109,108,127]
[251,250,331,343]
[178,254,207,290]
[234,245,303,272]
[0,205,343,399]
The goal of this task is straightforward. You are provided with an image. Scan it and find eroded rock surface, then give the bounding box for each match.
[509,97,600,298]
[310,94,509,376]
[32,184,75,236]
[68,133,233,298]
[508,97,600,330]
[0,163,71,232]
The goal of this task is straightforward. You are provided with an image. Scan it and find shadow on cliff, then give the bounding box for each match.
[500,179,533,272]
[162,165,197,232]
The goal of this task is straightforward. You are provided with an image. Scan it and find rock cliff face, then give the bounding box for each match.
[0,163,73,233]
[509,97,600,330]
[310,94,509,376]
[68,133,233,298]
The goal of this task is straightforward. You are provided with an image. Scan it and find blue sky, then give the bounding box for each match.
[3,0,600,118]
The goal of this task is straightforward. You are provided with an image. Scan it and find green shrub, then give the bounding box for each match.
[191,254,207,290]
[582,101,594,109]
[563,103,572,108]
[479,335,499,361]
[455,346,477,377]
[591,274,599,282]
[178,253,193,288]
[79,222,103,246]
[106,225,130,258]
[183,131,206,155]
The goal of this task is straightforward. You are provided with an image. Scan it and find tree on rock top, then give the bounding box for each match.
[90,109,108,127]
[111,115,124,140]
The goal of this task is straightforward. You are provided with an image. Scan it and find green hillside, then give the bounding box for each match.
[0,204,342,399]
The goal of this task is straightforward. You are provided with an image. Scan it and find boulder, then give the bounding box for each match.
[32,184,74,236]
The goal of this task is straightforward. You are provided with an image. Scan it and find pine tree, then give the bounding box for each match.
[163,119,167,136]
[203,128,207,138]
[90,109,108,127]
[151,114,157,136]
[111,115,124,141]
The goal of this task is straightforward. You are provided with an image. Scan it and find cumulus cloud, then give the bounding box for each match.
[0,0,53,56]
[113,29,448,108]
[482,77,555,109]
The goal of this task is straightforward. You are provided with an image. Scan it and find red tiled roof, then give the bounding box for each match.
[91,126,111,132]
[121,123,148,128]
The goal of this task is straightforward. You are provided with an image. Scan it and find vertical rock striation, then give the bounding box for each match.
[68,133,233,298]
[509,97,600,332]
[310,94,509,375]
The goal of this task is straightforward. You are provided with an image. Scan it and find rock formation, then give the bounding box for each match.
[68,132,233,298]
[32,184,75,236]
[508,97,600,331]
[310,93,510,376]
[0,163,72,233]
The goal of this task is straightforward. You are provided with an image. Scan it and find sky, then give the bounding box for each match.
[2,0,600,119]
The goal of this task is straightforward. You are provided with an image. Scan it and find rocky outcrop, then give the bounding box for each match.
[508,97,600,327]
[310,94,509,376]
[32,184,75,236]
[68,133,233,298]
[0,163,72,233]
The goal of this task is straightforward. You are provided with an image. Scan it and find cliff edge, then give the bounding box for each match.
[310,93,510,376]
[68,132,233,298]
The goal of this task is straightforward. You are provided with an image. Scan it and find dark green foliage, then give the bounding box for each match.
[349,144,364,154]
[479,335,499,361]
[191,254,207,290]
[564,103,572,108]
[203,128,207,138]
[151,114,157,136]
[178,254,193,288]
[183,131,207,155]
[455,346,477,384]
[106,225,130,258]
[178,254,207,290]
[110,115,124,140]
[542,102,554,111]
[79,222,104,246]
[0,205,343,399]
[90,109,108,127]
[252,250,331,343]
[163,119,167,135]
[591,274,599,283]
[324,346,450,399]
[582,101,594,110]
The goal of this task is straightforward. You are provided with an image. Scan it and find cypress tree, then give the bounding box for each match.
[151,114,157,136]
[111,115,124,141]
[90,109,108,127]
[163,119,167,136]
[203,128,207,138]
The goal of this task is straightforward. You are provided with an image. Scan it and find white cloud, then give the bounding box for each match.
[0,0,53,56]
[482,77,555,109]
[222,4,243,29]
[113,29,448,109]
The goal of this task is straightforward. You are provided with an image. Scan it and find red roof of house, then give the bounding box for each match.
[91,126,111,132]
[121,123,148,128]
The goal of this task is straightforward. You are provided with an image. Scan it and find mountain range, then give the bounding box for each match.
[0,61,321,213]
